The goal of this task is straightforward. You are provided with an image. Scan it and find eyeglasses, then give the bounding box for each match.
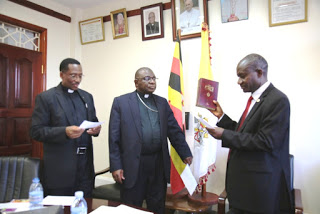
[68,74,84,80]
[136,76,158,82]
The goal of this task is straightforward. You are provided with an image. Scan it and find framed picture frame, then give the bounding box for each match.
[171,0,208,40]
[79,17,105,45]
[269,0,308,27]
[220,0,248,23]
[110,8,129,39]
[140,3,164,41]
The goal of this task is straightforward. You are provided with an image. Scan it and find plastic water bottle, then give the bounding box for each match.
[70,191,87,214]
[28,177,43,208]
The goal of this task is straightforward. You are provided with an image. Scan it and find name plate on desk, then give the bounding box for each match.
[196,78,219,110]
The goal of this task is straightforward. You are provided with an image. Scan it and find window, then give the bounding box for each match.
[0,21,40,51]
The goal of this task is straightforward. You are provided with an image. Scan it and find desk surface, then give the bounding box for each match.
[63,198,151,214]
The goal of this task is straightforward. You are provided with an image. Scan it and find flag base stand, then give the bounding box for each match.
[166,187,188,199]
[187,184,218,206]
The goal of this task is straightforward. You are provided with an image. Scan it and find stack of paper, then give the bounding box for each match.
[42,196,75,206]
[90,204,153,214]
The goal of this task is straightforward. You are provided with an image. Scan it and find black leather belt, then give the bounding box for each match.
[77,147,87,155]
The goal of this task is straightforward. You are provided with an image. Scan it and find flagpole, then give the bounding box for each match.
[187,22,219,206]
[177,29,182,65]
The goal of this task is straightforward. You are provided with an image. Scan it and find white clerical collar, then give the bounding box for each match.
[144,94,149,98]
[68,89,74,93]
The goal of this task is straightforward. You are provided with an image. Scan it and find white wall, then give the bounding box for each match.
[2,0,320,213]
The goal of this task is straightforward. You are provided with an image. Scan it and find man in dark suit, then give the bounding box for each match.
[207,54,293,214]
[30,58,101,197]
[146,12,159,35]
[109,67,192,214]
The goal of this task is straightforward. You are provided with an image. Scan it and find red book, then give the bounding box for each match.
[196,78,219,110]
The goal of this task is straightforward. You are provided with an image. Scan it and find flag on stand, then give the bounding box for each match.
[193,22,218,192]
[168,41,197,195]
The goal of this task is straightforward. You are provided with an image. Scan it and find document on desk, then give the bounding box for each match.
[90,204,153,214]
[42,195,75,206]
[0,201,30,212]
[79,120,104,129]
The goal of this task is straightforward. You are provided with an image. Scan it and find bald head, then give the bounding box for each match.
[148,12,156,24]
[236,53,268,93]
[135,67,154,79]
[134,67,156,94]
[237,53,268,78]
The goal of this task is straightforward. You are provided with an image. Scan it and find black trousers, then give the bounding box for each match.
[45,152,94,197]
[121,152,167,214]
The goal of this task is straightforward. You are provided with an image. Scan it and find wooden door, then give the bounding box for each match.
[0,43,42,157]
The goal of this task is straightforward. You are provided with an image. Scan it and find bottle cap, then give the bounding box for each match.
[75,191,84,198]
[32,177,40,182]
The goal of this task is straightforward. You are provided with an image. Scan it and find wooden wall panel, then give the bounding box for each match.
[0,119,5,146]
[13,118,31,145]
[0,54,8,108]
[14,59,32,108]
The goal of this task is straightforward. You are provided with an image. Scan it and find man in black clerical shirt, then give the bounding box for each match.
[109,67,192,214]
[30,58,101,197]
[146,12,160,35]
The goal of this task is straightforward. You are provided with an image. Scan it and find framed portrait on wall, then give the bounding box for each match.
[171,0,208,40]
[140,3,164,41]
[110,8,129,39]
[269,0,308,27]
[220,0,248,23]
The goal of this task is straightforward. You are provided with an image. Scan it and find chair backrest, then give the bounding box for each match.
[0,156,40,202]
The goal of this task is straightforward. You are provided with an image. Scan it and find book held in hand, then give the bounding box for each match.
[196,78,219,110]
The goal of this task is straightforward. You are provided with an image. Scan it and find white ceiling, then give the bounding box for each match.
[51,0,110,9]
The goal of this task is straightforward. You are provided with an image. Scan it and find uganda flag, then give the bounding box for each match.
[168,41,197,195]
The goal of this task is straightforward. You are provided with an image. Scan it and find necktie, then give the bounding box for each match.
[228,96,253,160]
[237,96,253,131]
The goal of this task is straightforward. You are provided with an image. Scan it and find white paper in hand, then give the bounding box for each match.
[195,115,215,129]
[79,120,104,129]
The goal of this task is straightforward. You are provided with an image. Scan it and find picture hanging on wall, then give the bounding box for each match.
[110,8,129,39]
[79,17,105,45]
[171,0,208,41]
[220,0,248,23]
[269,0,308,27]
[140,3,164,41]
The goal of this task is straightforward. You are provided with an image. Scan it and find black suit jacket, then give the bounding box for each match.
[218,84,293,213]
[109,91,192,188]
[146,22,159,35]
[30,83,99,189]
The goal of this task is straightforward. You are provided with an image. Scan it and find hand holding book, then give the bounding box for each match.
[208,100,224,120]
[196,78,219,110]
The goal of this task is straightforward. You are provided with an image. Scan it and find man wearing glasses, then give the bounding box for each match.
[109,67,192,214]
[30,58,101,197]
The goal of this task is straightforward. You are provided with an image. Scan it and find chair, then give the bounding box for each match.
[0,156,41,203]
[217,154,303,214]
[92,166,121,202]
